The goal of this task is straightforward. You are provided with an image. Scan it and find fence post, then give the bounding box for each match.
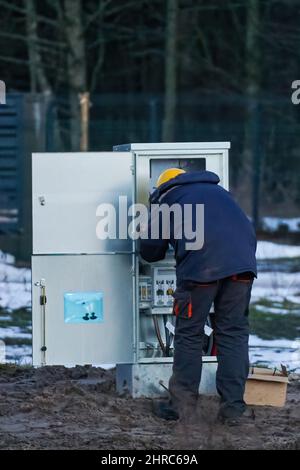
[149,97,159,142]
[252,101,262,229]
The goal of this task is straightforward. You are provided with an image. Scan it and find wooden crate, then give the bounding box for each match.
[244,367,289,407]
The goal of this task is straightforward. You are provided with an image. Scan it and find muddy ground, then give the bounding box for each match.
[0,365,299,450]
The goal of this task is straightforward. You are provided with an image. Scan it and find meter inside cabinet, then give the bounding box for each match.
[153,268,176,307]
[138,259,176,360]
[138,259,215,361]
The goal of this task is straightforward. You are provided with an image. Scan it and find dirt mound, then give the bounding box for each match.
[0,365,299,450]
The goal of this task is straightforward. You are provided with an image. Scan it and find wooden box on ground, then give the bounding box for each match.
[244,367,289,407]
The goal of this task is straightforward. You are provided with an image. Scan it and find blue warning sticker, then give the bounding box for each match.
[64,291,104,324]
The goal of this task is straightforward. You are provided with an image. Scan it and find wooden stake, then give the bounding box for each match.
[79,92,90,152]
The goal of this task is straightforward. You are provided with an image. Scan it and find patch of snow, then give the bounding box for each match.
[253,294,300,305]
[256,241,300,260]
[0,282,31,310]
[249,335,300,372]
[4,345,32,365]
[0,326,31,340]
[0,251,15,265]
[251,271,300,304]
[262,217,300,233]
[254,304,300,315]
[97,364,115,370]
[0,315,12,322]
[250,348,300,373]
[0,251,31,310]
[249,335,300,348]
[0,264,31,283]
[0,252,33,363]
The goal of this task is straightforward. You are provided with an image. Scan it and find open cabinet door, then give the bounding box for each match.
[32,152,134,366]
[32,152,134,254]
[32,254,134,366]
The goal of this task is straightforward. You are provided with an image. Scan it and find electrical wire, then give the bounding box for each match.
[153,315,166,356]
[163,315,171,357]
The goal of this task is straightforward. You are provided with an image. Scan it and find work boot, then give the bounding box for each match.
[217,406,255,427]
[152,400,179,421]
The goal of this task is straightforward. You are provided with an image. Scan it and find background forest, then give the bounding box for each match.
[0,0,300,228]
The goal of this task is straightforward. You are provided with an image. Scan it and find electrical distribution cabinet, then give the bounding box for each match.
[32,142,230,396]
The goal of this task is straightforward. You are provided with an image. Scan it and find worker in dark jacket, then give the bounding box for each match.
[140,168,257,424]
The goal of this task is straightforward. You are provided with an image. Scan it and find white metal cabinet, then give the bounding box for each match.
[31,144,230,377]
[32,152,134,254]
[32,151,135,366]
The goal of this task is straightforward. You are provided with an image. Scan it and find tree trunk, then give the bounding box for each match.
[24,0,51,93]
[162,0,178,142]
[242,0,261,220]
[64,0,87,151]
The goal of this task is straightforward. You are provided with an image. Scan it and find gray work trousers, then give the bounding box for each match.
[169,274,253,418]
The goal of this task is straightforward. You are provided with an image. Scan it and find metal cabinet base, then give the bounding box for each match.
[116,359,218,398]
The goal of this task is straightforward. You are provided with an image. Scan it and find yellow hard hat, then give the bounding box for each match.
[156,168,186,188]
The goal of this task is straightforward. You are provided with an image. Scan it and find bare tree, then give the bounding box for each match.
[64,0,87,150]
[242,0,261,217]
[24,0,51,93]
[162,0,179,142]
